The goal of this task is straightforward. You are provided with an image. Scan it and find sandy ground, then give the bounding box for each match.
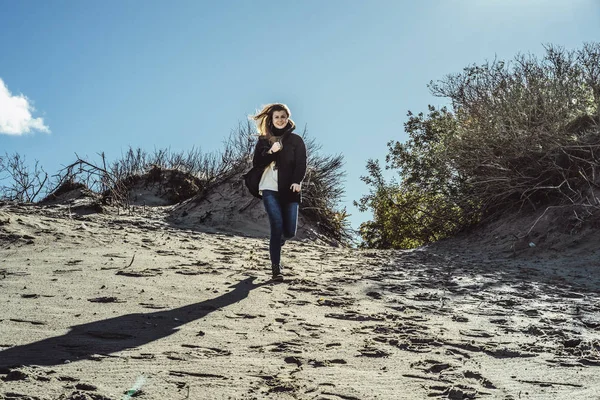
[0,203,599,400]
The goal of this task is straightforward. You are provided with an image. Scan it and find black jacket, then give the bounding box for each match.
[251,131,307,203]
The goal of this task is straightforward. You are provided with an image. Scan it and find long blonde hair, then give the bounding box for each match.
[252,103,295,140]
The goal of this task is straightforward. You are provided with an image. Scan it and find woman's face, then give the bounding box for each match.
[272,110,289,130]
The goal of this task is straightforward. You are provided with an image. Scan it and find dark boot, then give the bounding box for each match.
[271,264,283,281]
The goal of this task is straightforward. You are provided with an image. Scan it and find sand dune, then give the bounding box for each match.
[1,202,599,399]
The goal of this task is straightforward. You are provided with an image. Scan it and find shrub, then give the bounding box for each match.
[358,43,600,249]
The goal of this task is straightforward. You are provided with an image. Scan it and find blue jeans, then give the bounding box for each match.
[262,190,299,267]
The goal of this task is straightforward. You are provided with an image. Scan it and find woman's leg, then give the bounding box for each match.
[282,202,299,241]
[262,191,284,273]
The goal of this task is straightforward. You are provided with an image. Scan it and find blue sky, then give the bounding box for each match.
[1,0,599,230]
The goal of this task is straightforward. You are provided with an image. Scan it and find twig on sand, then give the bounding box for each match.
[517,379,583,388]
[124,253,136,268]
[239,198,259,213]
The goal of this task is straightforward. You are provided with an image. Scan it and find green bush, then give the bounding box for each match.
[358,43,600,249]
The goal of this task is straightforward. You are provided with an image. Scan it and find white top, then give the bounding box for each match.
[258,162,278,194]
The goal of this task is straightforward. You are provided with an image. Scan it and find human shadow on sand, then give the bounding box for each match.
[0,277,266,368]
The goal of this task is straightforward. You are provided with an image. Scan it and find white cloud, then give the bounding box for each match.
[0,78,50,135]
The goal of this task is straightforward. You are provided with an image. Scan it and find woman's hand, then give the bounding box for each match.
[268,142,282,154]
[290,183,301,193]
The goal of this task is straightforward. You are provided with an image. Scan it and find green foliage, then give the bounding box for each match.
[356,108,474,249]
[358,43,600,249]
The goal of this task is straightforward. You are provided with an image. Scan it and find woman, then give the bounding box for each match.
[251,103,307,281]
